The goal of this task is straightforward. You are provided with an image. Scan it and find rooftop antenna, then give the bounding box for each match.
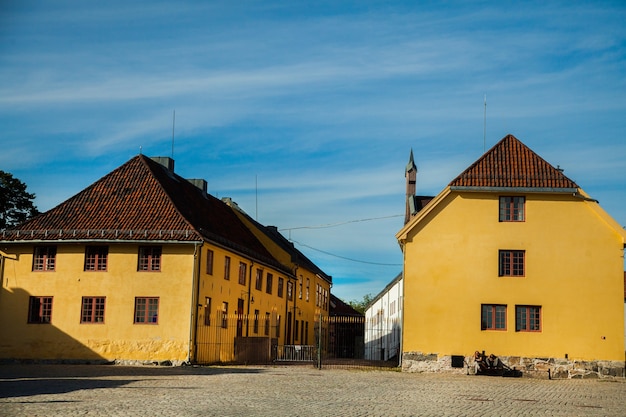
[483,94,487,153]
[255,175,258,221]
[171,110,176,159]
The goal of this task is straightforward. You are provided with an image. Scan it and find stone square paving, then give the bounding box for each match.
[0,364,625,416]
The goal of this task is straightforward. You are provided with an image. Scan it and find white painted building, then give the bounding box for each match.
[364,273,403,362]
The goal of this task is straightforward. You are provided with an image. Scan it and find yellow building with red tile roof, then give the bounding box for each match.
[0,155,331,364]
[397,135,626,376]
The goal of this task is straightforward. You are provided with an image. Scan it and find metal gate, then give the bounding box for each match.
[194,311,279,364]
[193,311,393,369]
[272,315,366,366]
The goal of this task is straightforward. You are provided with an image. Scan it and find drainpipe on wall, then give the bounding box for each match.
[246,260,253,337]
[189,242,202,365]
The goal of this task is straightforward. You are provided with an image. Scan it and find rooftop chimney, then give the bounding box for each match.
[187,178,208,194]
[150,157,175,172]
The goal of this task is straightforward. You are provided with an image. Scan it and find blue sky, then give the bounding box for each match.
[1,1,625,302]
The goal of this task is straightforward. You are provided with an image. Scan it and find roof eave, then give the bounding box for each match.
[0,238,202,245]
[449,186,579,193]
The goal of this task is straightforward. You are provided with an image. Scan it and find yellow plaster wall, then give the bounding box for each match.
[401,191,625,361]
[196,243,289,346]
[0,242,196,362]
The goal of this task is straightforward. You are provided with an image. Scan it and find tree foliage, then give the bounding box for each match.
[348,293,374,314]
[0,170,40,229]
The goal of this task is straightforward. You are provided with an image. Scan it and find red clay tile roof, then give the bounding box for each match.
[4,155,198,241]
[449,134,579,189]
[1,155,286,270]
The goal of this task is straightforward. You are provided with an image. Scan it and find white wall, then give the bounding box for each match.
[364,276,403,361]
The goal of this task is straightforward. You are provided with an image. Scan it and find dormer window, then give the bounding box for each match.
[499,196,525,222]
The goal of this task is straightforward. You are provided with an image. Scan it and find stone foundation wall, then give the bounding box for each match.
[401,352,626,379]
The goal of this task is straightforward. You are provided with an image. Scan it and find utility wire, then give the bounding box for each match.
[278,214,403,231]
[290,240,402,266]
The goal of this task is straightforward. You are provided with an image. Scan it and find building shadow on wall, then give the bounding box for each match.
[0,287,110,364]
[0,285,267,399]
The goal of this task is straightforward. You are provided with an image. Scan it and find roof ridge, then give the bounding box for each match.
[449,134,579,189]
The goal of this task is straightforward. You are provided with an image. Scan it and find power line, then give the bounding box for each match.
[290,239,402,266]
[279,214,403,232]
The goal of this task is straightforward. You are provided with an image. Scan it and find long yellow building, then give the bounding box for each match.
[396,135,625,377]
[0,155,331,364]
[225,201,332,348]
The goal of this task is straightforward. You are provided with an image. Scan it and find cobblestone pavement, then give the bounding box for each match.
[0,364,625,417]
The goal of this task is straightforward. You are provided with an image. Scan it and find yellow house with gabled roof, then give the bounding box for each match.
[397,135,626,377]
[0,155,330,364]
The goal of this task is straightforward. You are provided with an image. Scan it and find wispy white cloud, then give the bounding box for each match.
[1,1,625,299]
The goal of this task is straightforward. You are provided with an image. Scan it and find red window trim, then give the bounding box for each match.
[516,305,542,332]
[85,246,108,271]
[28,296,53,324]
[481,304,507,331]
[33,246,56,272]
[80,296,106,324]
[138,246,162,272]
[499,250,525,277]
[134,297,159,324]
[499,196,525,222]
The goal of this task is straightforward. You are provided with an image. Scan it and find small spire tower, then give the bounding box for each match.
[405,149,418,225]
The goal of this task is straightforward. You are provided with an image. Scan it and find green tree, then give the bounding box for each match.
[348,293,374,314]
[0,170,39,229]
